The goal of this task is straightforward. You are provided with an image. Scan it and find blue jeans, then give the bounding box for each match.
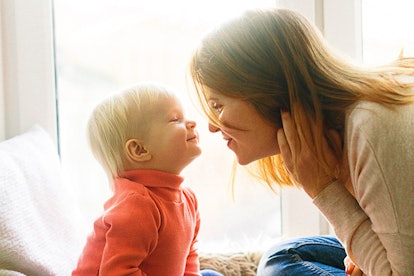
[257,236,347,276]
[200,269,224,276]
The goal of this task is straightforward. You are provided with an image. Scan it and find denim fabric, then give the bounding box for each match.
[200,269,225,276]
[257,236,347,276]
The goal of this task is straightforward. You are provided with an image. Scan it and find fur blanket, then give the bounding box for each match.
[200,251,263,276]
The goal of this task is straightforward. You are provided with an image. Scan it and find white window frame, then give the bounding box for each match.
[0,0,57,142]
[0,0,361,238]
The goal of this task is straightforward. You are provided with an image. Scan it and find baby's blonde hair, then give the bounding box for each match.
[87,83,175,178]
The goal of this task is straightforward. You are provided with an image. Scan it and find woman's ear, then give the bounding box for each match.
[125,139,152,162]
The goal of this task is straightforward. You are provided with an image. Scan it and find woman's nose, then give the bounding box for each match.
[208,123,220,133]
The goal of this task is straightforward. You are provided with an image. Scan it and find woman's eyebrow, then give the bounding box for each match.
[207,97,220,102]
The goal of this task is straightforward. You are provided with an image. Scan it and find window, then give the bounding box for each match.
[362,0,414,64]
[54,0,281,253]
[4,0,413,254]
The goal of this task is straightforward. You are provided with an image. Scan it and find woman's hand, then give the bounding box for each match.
[277,109,341,198]
[344,256,365,276]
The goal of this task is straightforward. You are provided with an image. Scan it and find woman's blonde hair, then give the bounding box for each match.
[189,8,414,188]
[87,83,175,178]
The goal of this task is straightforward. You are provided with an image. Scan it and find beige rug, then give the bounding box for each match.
[200,251,263,276]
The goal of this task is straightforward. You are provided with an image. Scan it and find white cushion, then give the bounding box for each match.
[0,125,88,275]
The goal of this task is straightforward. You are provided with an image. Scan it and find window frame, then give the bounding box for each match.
[0,0,58,142]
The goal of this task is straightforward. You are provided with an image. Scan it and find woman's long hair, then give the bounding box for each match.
[189,8,414,188]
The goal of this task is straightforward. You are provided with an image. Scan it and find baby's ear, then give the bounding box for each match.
[125,139,152,162]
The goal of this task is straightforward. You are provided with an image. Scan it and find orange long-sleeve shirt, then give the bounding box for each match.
[72,169,200,276]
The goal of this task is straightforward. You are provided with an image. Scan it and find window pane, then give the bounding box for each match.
[54,0,281,252]
[362,0,414,65]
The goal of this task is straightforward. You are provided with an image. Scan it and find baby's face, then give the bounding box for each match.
[140,96,202,174]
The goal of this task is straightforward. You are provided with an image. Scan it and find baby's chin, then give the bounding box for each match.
[194,150,202,159]
[190,149,203,160]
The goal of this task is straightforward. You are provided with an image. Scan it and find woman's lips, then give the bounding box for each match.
[223,137,232,147]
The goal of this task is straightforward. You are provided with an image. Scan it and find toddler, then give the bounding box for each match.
[72,83,221,276]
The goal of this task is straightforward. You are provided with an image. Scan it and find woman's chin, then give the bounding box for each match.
[235,152,279,166]
[234,155,256,166]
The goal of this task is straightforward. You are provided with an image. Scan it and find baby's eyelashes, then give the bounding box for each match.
[169,116,183,123]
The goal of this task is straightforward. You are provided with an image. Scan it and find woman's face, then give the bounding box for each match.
[204,88,280,165]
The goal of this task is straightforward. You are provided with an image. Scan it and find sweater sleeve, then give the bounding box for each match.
[314,102,414,275]
[183,187,201,276]
[99,192,160,275]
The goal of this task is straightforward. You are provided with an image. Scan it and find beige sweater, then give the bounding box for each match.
[314,100,414,275]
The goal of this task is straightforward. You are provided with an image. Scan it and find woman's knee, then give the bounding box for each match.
[257,236,346,276]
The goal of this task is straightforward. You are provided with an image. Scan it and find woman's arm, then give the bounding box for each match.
[315,102,414,275]
[278,103,414,275]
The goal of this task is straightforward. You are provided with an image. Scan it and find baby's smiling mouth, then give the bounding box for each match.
[187,135,198,142]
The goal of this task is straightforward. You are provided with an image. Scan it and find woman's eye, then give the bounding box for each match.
[211,102,223,112]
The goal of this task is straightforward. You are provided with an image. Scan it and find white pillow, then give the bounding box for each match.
[0,125,88,276]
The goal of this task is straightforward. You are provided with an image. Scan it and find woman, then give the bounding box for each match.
[188,8,414,275]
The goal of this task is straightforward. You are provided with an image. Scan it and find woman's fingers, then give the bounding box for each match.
[277,128,293,173]
[344,256,364,276]
[278,109,342,197]
[278,110,300,176]
[349,266,364,276]
[344,256,355,275]
[280,109,299,155]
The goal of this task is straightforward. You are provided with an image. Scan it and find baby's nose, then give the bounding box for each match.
[186,120,196,129]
